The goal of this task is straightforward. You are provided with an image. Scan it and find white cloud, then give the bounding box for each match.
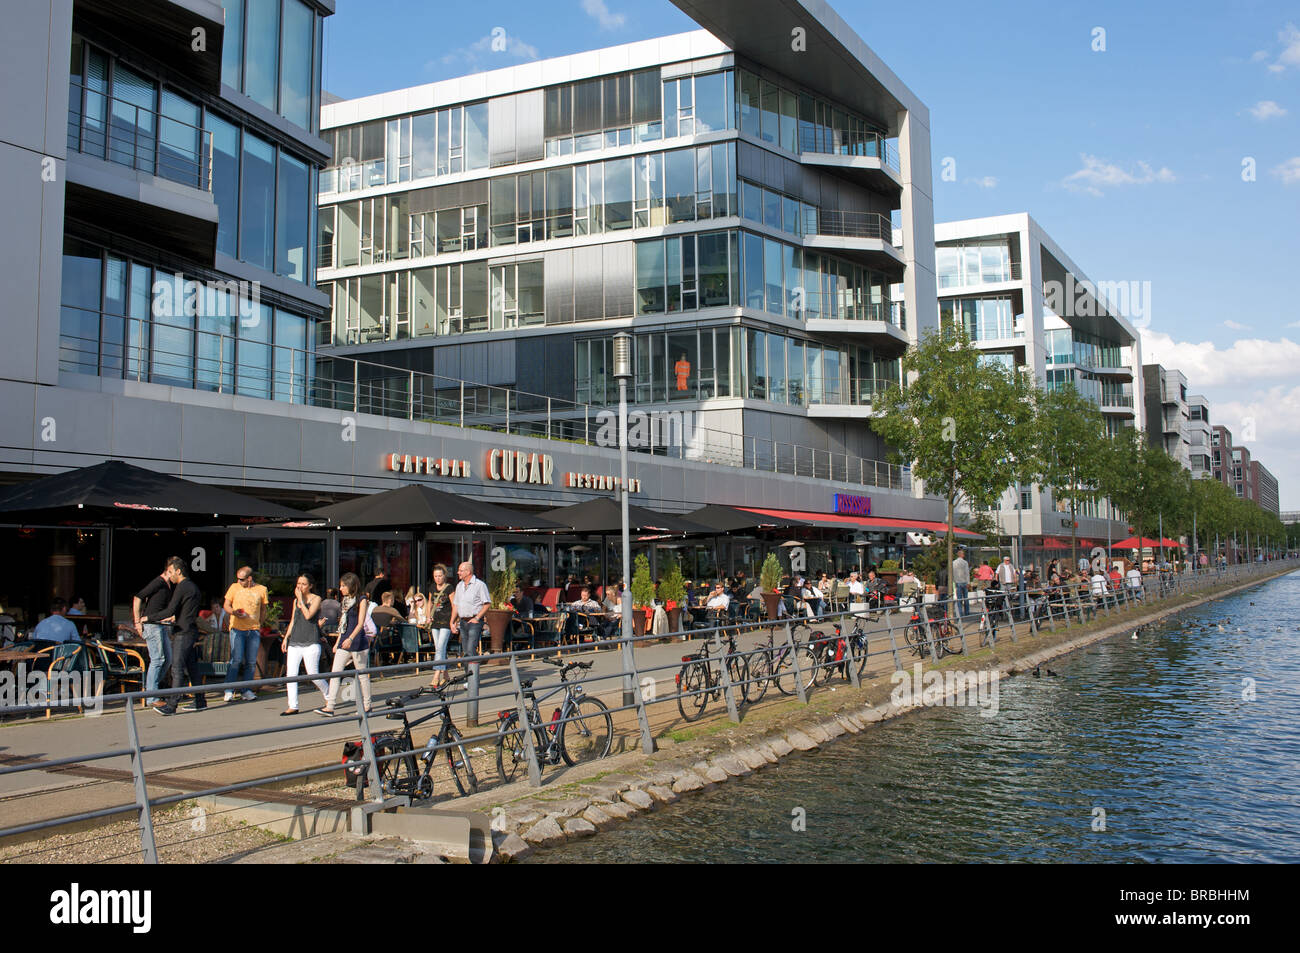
[1062,155,1176,196]
[1273,157,1300,185]
[1287,320,1300,329]
[581,0,626,30]
[1275,23,1300,70]
[434,30,539,69]
[1223,320,1252,331]
[965,176,998,189]
[1247,100,1287,120]
[1139,329,1300,388]
[1252,50,1270,63]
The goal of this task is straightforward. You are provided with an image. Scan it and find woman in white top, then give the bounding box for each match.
[848,571,867,618]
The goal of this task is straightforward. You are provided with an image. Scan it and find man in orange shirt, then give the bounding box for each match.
[674,354,691,391]
[223,566,269,702]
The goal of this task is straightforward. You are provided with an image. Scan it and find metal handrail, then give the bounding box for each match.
[797,127,901,172]
[58,310,912,491]
[936,261,1023,290]
[66,82,212,192]
[0,558,1291,861]
[810,210,895,242]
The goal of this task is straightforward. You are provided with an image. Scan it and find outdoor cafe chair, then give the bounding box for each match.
[85,639,146,698]
[397,623,438,665]
[29,643,88,718]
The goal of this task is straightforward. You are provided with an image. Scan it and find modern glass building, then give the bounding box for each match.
[935,213,1145,549]
[1,0,948,618]
[315,13,937,479]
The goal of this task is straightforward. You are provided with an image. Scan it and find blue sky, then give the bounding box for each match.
[322,0,1300,510]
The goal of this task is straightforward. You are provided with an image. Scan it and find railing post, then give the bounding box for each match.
[123,703,158,864]
[620,627,656,754]
[784,621,807,704]
[713,630,741,723]
[355,698,384,804]
[508,655,543,788]
[459,380,465,428]
[883,610,902,671]
[920,604,939,663]
[547,397,552,439]
[842,614,861,689]
[408,369,415,420]
[953,602,970,655]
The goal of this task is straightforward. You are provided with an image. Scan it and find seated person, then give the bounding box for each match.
[704,582,730,625]
[897,569,921,600]
[1125,565,1144,596]
[566,586,603,638]
[507,585,535,641]
[32,598,79,644]
[67,596,87,616]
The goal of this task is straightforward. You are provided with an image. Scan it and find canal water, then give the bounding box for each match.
[534,571,1300,863]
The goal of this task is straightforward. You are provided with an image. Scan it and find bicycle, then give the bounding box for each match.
[342,674,478,803]
[676,630,751,721]
[906,600,962,658]
[495,658,612,785]
[746,624,816,701]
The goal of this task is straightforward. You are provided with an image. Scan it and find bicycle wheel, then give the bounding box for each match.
[937,619,963,656]
[744,647,770,703]
[442,724,479,797]
[853,632,872,679]
[559,695,613,766]
[496,713,528,786]
[374,740,418,798]
[905,620,928,657]
[773,645,815,695]
[808,635,835,686]
[676,661,709,722]
[726,654,751,704]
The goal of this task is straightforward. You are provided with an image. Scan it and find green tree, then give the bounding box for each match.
[873,326,1034,582]
[629,553,655,609]
[1032,384,1107,567]
[1098,430,1186,560]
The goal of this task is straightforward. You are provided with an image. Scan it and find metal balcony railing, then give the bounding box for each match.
[808,210,897,243]
[797,127,901,172]
[66,82,212,192]
[58,310,910,492]
[936,261,1022,290]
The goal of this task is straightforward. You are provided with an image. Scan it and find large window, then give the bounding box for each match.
[936,242,1014,289]
[636,232,734,315]
[240,132,276,270]
[735,69,891,162]
[222,0,319,131]
[276,153,310,280]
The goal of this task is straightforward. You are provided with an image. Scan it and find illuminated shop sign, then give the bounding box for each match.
[833,493,871,516]
[386,454,470,477]
[565,473,643,493]
[487,448,555,485]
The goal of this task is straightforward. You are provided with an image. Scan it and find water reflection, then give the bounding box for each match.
[535,572,1300,863]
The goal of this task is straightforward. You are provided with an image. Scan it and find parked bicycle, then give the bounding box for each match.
[495,658,612,784]
[342,674,478,803]
[810,618,873,684]
[676,630,752,721]
[745,625,816,702]
[906,600,963,658]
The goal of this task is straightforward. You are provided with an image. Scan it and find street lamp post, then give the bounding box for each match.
[613,333,635,711]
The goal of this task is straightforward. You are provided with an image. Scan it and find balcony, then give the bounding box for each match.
[805,377,899,418]
[798,128,902,195]
[65,83,218,261]
[937,261,1022,291]
[803,210,905,274]
[1100,394,1136,416]
[76,0,224,94]
[805,300,910,348]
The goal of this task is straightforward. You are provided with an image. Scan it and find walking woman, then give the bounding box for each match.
[316,572,372,716]
[281,574,329,715]
[427,564,454,689]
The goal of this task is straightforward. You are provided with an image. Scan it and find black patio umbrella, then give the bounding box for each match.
[0,460,317,527]
[684,504,806,532]
[541,497,710,535]
[310,483,562,531]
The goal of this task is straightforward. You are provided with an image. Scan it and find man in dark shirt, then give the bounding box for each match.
[141,556,206,715]
[364,568,390,603]
[133,563,174,696]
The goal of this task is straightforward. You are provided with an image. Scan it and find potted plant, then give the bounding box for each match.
[485,559,518,659]
[878,558,901,589]
[630,553,655,639]
[759,552,784,620]
[658,557,686,633]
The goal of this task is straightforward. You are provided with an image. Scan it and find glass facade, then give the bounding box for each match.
[939,296,1018,341]
[220,0,322,132]
[576,328,899,406]
[58,238,314,401]
[935,242,1015,289]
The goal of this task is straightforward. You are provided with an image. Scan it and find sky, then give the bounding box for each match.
[321,0,1300,510]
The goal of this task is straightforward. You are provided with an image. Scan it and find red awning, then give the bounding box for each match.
[1110,536,1182,549]
[737,507,984,538]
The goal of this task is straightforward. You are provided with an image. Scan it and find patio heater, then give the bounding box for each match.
[613,332,635,711]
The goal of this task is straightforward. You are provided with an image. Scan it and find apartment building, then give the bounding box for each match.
[1143,364,1191,470]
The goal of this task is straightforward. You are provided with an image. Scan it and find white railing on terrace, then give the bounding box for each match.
[58,310,912,492]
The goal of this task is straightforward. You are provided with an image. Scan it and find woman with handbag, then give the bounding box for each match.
[426,564,454,689]
[281,574,329,715]
[316,572,372,716]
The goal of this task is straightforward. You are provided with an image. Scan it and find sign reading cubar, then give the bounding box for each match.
[833,493,871,516]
